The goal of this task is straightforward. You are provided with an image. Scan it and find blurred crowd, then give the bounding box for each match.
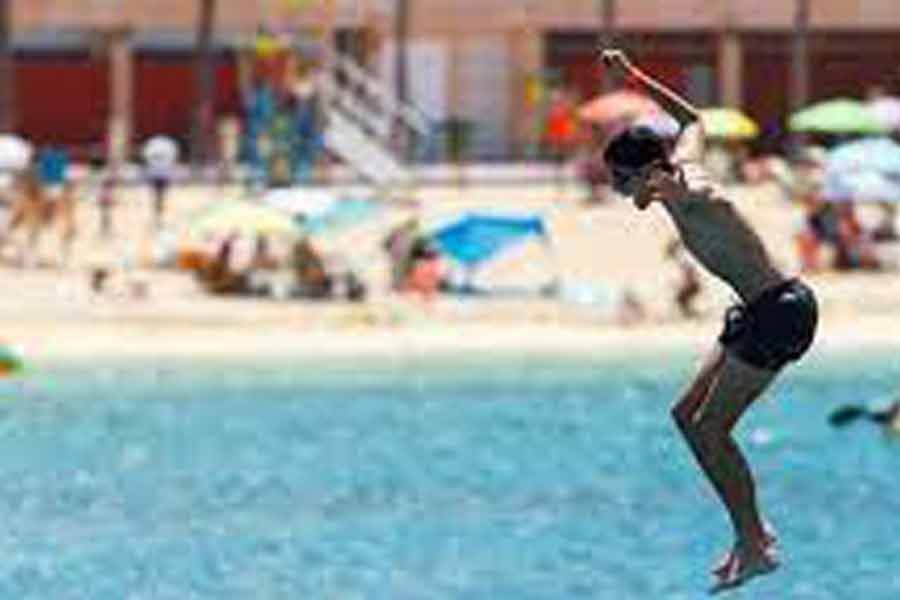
[534,81,900,276]
[237,31,327,190]
[0,58,898,330]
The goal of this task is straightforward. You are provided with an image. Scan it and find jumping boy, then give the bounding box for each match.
[600,49,818,592]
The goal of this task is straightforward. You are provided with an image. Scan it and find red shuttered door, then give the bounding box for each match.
[134,52,241,144]
[134,53,194,141]
[15,53,109,150]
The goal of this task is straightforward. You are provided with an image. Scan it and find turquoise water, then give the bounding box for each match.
[1,351,899,599]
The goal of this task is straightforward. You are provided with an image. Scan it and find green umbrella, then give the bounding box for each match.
[789,98,887,134]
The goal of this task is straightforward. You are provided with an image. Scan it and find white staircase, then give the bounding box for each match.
[319,54,431,196]
[323,110,409,186]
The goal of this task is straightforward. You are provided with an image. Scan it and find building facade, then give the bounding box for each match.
[6,0,900,158]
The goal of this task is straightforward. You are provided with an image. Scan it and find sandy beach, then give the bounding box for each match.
[3,176,899,363]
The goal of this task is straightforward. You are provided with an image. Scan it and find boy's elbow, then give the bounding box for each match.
[682,109,701,126]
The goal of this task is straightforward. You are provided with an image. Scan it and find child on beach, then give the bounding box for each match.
[601,49,819,592]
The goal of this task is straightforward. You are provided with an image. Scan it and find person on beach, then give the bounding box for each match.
[601,49,819,593]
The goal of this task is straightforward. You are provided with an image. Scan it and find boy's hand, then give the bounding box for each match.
[600,49,633,72]
[647,168,685,197]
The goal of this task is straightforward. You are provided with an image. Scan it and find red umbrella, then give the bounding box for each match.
[577,91,661,124]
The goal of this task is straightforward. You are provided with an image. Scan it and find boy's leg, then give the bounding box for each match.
[672,346,778,557]
[692,351,777,547]
[671,345,727,427]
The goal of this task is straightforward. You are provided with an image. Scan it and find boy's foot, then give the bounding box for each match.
[711,521,777,578]
[711,546,738,578]
[709,550,779,594]
[709,538,780,595]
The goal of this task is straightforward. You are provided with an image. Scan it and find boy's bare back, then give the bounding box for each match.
[657,157,784,302]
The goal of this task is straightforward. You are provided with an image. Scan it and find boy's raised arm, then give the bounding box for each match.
[601,49,705,162]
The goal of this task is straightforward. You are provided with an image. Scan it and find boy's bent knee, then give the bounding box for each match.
[671,405,693,433]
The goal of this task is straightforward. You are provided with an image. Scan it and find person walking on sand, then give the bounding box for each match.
[601,49,818,593]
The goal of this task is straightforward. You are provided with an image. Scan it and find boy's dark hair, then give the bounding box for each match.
[603,125,670,171]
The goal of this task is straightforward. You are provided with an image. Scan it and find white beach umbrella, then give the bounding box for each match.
[869,97,900,131]
[262,187,338,220]
[821,170,900,204]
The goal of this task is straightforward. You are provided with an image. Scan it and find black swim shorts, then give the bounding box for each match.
[718,278,818,371]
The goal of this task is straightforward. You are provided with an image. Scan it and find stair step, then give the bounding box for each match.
[323,110,412,186]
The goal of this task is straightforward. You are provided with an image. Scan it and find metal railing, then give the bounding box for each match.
[318,52,436,192]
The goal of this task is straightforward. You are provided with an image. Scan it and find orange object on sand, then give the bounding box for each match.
[406,257,442,300]
[545,103,576,147]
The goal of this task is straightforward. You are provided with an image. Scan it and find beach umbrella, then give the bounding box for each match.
[263,187,338,220]
[186,200,302,240]
[431,213,547,267]
[699,107,759,139]
[262,187,381,233]
[821,170,900,204]
[868,97,900,131]
[0,134,33,172]
[788,98,886,134]
[825,137,900,178]
[301,198,379,236]
[576,91,660,125]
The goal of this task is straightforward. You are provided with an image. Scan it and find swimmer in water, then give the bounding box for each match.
[829,400,900,432]
[601,49,819,593]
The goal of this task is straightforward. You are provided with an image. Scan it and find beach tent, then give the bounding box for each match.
[429,212,556,296]
[431,213,548,267]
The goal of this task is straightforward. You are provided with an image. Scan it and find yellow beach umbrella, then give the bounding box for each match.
[699,108,760,139]
[186,200,302,241]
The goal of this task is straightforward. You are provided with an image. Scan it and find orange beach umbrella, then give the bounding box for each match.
[576,91,661,125]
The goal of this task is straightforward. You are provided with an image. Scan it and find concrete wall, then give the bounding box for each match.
[13,1,900,33]
[13,0,360,31]
[9,1,900,158]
